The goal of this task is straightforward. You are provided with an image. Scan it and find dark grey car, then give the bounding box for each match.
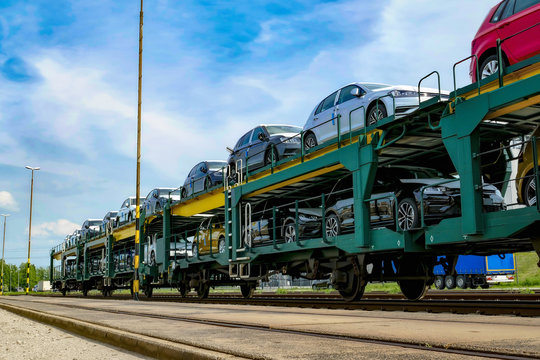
[182,161,228,198]
[227,125,302,177]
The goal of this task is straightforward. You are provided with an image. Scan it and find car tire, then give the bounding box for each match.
[367,103,387,126]
[181,187,187,199]
[155,202,161,213]
[479,54,499,80]
[325,214,341,237]
[150,251,156,266]
[283,221,296,243]
[264,147,278,166]
[456,275,467,289]
[218,237,226,254]
[444,275,456,290]
[204,177,212,190]
[397,198,419,231]
[304,133,318,151]
[523,173,537,207]
[434,276,445,290]
[128,213,132,223]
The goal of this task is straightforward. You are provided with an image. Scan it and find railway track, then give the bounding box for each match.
[1,296,537,360]
[40,289,540,316]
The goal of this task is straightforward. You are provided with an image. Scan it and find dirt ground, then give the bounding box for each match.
[0,308,149,360]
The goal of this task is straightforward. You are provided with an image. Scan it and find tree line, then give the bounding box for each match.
[1,260,49,292]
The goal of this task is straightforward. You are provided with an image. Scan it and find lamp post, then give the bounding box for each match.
[133,0,144,300]
[25,166,40,295]
[0,214,10,295]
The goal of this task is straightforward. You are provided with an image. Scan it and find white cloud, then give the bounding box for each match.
[0,191,18,211]
[32,219,79,237]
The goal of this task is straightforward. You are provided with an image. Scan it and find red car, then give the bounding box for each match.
[471,0,540,81]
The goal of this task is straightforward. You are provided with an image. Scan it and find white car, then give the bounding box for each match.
[302,83,449,150]
[143,188,180,215]
[116,197,144,226]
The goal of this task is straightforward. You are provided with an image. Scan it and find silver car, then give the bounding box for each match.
[116,197,145,226]
[302,83,448,150]
[143,188,180,215]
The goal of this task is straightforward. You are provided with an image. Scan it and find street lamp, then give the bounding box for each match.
[25,166,40,295]
[0,214,10,295]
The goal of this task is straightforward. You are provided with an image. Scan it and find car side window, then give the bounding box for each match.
[314,100,325,115]
[491,0,508,22]
[320,91,338,112]
[501,0,516,19]
[251,127,264,142]
[241,130,252,147]
[337,85,362,105]
[514,0,539,13]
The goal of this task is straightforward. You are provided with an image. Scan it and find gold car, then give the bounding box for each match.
[517,126,540,206]
[193,216,226,256]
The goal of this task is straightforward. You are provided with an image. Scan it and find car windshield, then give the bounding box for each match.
[207,161,227,171]
[360,83,391,91]
[265,125,302,135]
[389,167,448,179]
[130,198,144,205]
[88,220,101,226]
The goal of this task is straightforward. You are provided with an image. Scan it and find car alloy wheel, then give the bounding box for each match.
[367,105,387,126]
[218,238,226,254]
[480,55,499,80]
[284,223,296,243]
[325,214,340,237]
[397,198,419,230]
[524,175,537,206]
[265,148,278,166]
[304,133,317,151]
[205,177,212,190]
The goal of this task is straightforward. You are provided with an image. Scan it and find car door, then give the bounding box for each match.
[187,164,199,196]
[235,130,253,172]
[336,85,367,136]
[247,126,267,170]
[312,91,339,143]
[497,0,540,62]
[193,162,207,193]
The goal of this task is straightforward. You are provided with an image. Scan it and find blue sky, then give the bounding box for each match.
[0,0,499,267]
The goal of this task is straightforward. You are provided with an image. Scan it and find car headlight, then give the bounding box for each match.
[298,214,318,222]
[389,90,418,98]
[425,186,449,194]
[280,136,300,144]
[494,189,503,198]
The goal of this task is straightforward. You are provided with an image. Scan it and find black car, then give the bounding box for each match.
[324,166,505,234]
[227,125,302,178]
[182,161,227,198]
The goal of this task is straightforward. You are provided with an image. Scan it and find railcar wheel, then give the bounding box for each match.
[337,271,366,302]
[197,283,210,299]
[240,284,256,299]
[61,288,67,297]
[283,221,296,243]
[456,275,467,289]
[433,276,445,290]
[398,258,429,301]
[444,275,456,290]
[144,284,153,298]
[178,283,188,298]
[82,286,89,297]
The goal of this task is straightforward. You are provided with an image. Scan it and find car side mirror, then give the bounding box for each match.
[85,225,89,229]
[257,132,268,142]
[226,146,234,154]
[351,88,363,97]
[200,166,208,173]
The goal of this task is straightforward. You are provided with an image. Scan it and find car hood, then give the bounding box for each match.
[288,207,323,217]
[400,178,498,192]
[369,84,450,96]
[271,132,301,139]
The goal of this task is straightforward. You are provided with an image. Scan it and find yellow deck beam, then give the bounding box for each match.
[171,190,225,217]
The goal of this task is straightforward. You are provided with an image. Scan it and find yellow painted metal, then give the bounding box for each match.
[247,164,345,198]
[171,190,225,217]
[486,93,540,119]
[113,223,136,242]
[459,62,540,102]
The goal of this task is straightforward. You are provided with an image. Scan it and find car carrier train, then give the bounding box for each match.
[50,39,540,302]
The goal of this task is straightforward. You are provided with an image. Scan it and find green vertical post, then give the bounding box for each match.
[49,250,53,284]
[163,202,171,265]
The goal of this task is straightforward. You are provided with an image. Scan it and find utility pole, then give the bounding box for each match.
[0,214,10,295]
[25,166,40,295]
[133,0,144,300]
